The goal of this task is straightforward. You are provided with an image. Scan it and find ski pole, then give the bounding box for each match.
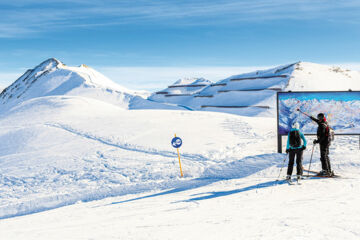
[307,144,315,177]
[296,108,312,118]
[276,153,288,181]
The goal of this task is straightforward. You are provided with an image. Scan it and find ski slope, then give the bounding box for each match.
[0,60,360,239]
[0,95,277,219]
[0,95,359,239]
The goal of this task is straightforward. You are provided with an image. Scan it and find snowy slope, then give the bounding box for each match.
[134,62,360,117]
[150,77,211,100]
[0,58,148,112]
[0,60,360,239]
[0,95,276,219]
[287,62,360,91]
[0,97,359,239]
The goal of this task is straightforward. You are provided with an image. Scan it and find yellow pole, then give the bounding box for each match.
[175,134,184,177]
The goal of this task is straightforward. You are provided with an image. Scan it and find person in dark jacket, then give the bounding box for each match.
[310,113,333,176]
[285,122,307,181]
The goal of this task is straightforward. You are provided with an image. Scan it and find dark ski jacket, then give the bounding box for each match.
[310,116,330,145]
[286,128,307,150]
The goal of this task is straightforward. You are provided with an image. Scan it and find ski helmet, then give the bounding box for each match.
[317,113,326,121]
[292,122,300,129]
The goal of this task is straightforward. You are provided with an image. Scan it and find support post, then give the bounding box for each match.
[276,92,282,153]
[278,134,282,153]
[177,148,183,177]
[174,134,184,177]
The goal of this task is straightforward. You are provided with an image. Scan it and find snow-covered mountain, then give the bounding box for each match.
[3,60,359,117]
[1,94,359,238]
[134,62,360,117]
[1,59,360,239]
[129,77,212,111]
[0,58,148,112]
[152,77,212,98]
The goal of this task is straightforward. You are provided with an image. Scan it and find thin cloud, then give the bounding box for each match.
[1,0,360,37]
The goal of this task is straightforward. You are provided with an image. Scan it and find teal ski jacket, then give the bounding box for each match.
[286,128,307,150]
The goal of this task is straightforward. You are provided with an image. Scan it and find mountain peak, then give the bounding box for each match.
[36,58,63,69]
[42,57,62,65]
[0,59,145,112]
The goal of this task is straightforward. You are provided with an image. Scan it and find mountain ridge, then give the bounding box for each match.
[0,58,148,112]
[2,59,359,117]
[142,61,360,117]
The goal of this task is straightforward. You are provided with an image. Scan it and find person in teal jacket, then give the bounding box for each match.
[285,122,307,181]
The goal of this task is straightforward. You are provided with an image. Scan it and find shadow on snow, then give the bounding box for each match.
[109,179,292,206]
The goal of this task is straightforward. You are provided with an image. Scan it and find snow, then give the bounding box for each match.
[0,59,360,239]
[287,62,360,91]
[0,95,276,220]
[0,133,359,239]
[0,58,149,112]
[134,62,360,117]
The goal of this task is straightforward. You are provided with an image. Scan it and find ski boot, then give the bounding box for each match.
[296,175,303,184]
[297,174,305,180]
[318,170,328,176]
[286,175,293,185]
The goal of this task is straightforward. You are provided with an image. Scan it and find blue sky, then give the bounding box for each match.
[1,0,360,90]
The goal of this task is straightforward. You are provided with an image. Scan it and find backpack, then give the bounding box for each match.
[323,122,335,142]
[289,130,301,148]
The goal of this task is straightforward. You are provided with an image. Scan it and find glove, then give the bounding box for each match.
[313,139,319,144]
[302,146,306,150]
[286,149,290,153]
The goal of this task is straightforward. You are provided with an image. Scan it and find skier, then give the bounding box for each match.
[285,122,307,182]
[309,113,334,176]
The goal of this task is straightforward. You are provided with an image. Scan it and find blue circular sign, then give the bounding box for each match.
[171,137,182,148]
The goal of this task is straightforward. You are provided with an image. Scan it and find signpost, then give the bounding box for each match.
[276,90,360,153]
[171,134,183,177]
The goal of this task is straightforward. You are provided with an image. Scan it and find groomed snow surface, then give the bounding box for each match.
[0,95,359,239]
[0,60,360,239]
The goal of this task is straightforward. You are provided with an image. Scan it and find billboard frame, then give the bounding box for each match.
[276,90,360,153]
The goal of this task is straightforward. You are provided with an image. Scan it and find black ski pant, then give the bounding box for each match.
[287,148,303,176]
[320,143,331,172]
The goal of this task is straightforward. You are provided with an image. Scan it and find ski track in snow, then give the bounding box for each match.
[0,120,282,220]
[0,119,279,220]
[0,60,359,238]
[44,123,209,162]
[1,119,358,221]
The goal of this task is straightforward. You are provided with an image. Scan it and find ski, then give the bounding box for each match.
[302,168,318,174]
[286,178,295,185]
[307,174,340,178]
